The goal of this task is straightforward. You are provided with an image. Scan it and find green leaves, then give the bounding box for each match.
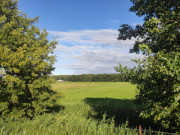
[0,0,58,119]
[117,0,180,132]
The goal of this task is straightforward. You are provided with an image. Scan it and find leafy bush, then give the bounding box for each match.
[0,0,59,119]
[116,0,180,132]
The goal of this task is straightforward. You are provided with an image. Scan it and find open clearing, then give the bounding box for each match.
[53,82,137,104]
[0,82,166,134]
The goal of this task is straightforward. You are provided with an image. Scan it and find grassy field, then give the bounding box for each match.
[0,82,168,135]
[52,82,137,104]
[53,82,153,129]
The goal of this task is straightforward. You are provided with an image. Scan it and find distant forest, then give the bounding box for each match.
[52,74,129,82]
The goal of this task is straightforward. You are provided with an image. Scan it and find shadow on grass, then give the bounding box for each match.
[48,105,65,113]
[84,98,157,130]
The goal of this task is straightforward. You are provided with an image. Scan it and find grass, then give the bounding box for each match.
[0,82,170,134]
[52,82,137,104]
[53,82,155,129]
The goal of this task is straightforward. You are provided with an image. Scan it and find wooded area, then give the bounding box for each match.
[52,74,129,82]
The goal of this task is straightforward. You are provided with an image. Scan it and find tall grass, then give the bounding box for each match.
[0,82,173,134]
[0,104,139,135]
[0,104,162,135]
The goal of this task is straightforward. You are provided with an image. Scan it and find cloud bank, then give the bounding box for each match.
[48,29,143,75]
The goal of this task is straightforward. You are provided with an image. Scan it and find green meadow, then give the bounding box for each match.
[52,82,137,104]
[0,82,167,135]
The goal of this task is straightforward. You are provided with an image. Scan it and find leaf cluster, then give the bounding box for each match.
[0,0,59,119]
[116,0,180,132]
[118,0,180,54]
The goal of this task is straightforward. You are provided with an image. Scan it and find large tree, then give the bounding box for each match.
[115,0,180,132]
[0,0,58,119]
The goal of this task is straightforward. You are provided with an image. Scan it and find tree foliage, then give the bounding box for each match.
[0,0,58,119]
[52,74,129,82]
[118,0,180,54]
[115,0,180,132]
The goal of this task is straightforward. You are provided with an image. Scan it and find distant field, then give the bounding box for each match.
[0,82,163,135]
[53,82,162,130]
[52,82,137,104]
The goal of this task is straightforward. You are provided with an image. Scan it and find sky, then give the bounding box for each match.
[18,0,144,75]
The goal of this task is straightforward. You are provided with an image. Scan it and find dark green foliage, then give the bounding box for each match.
[118,0,180,54]
[130,0,179,21]
[52,74,129,82]
[0,0,58,119]
[116,0,180,132]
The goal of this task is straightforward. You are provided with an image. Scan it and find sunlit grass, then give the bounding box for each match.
[0,82,165,134]
[52,82,137,105]
[53,82,148,128]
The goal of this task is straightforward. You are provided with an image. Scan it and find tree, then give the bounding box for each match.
[0,0,58,119]
[115,0,180,132]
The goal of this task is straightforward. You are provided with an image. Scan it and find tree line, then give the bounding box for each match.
[52,74,129,82]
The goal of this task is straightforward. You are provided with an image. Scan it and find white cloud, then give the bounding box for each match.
[48,29,135,47]
[49,29,143,75]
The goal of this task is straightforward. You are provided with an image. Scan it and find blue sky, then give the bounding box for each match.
[18,0,144,75]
